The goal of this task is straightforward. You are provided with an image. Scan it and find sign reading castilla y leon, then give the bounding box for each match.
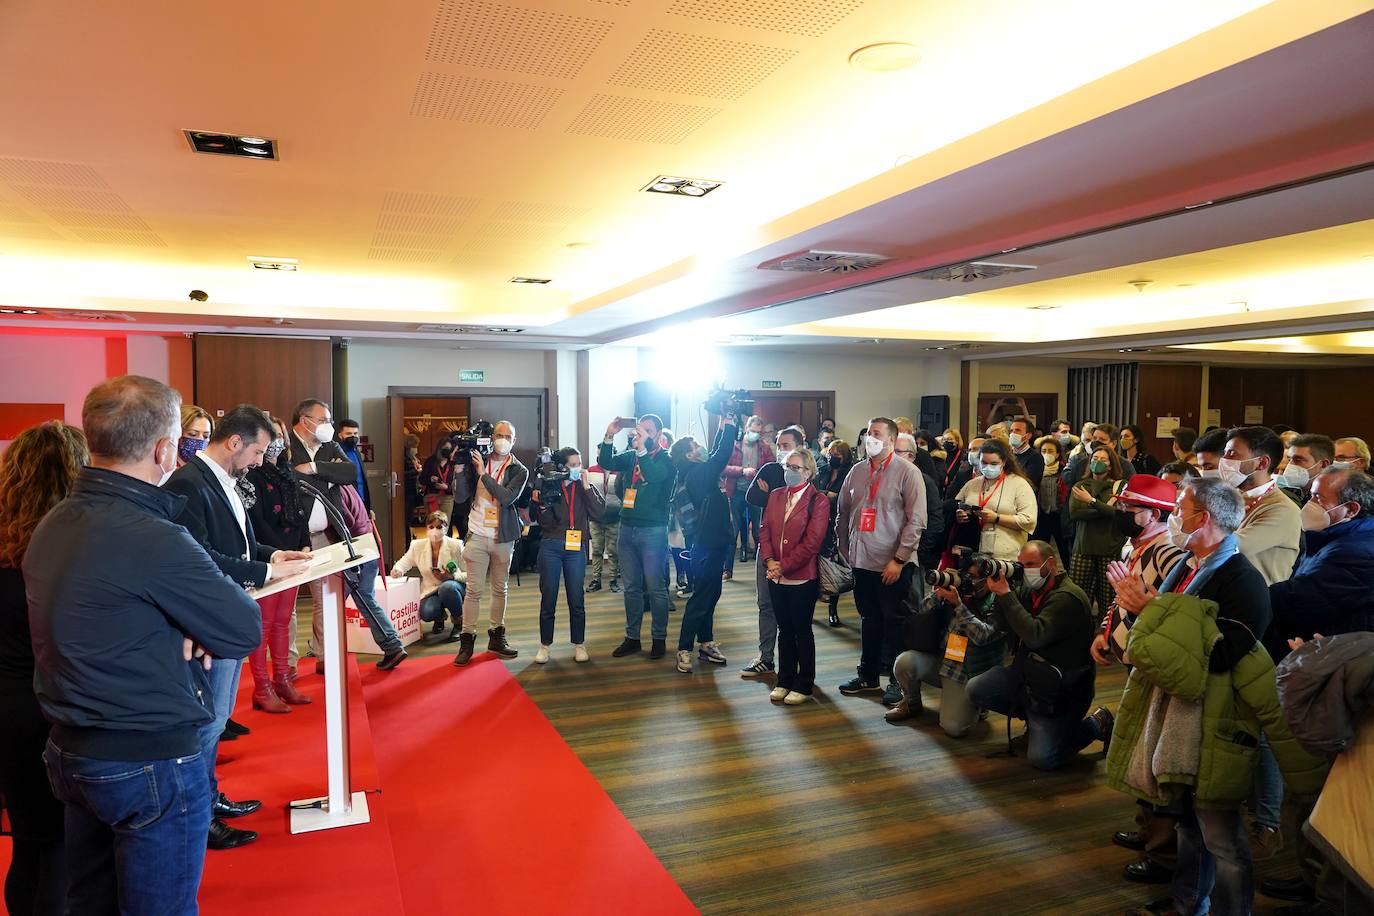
[459,369,485,383]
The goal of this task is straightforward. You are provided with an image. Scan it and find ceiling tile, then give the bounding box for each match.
[0,158,107,188]
[69,228,167,247]
[666,0,865,37]
[564,93,720,144]
[380,191,480,219]
[607,29,797,99]
[424,0,614,80]
[44,210,154,232]
[13,186,132,211]
[410,71,564,129]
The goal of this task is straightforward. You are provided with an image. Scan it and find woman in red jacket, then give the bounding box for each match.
[759,447,832,705]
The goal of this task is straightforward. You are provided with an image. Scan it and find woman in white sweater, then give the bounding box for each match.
[391,510,468,641]
[954,440,1037,561]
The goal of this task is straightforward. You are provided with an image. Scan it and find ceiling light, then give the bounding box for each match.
[243,147,270,155]
[1026,304,1059,310]
[509,277,552,284]
[1128,279,1153,292]
[643,176,723,198]
[247,256,299,271]
[484,327,526,334]
[185,130,278,160]
[849,42,921,73]
[1183,200,1214,209]
[238,136,268,145]
[565,241,597,249]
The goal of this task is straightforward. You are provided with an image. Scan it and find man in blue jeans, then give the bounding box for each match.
[25,375,263,912]
[532,447,606,664]
[599,413,676,659]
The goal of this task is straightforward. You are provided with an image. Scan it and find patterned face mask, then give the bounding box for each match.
[264,438,286,462]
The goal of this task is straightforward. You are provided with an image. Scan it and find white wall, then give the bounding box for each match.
[585,346,638,452]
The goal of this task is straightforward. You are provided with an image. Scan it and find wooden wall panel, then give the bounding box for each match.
[1135,363,1202,465]
[1208,366,1302,431]
[193,335,333,426]
[1300,368,1374,441]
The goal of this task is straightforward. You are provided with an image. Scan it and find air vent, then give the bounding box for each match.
[248,256,298,271]
[415,324,526,334]
[0,308,40,315]
[730,334,782,343]
[913,261,1036,282]
[758,249,889,273]
[45,309,136,321]
[509,276,551,284]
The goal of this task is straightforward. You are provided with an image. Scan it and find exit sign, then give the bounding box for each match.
[998,383,1016,391]
[761,380,782,389]
[459,369,485,383]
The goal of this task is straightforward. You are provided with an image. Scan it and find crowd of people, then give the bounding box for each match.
[0,375,1371,915]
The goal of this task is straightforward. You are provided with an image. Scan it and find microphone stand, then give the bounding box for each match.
[292,476,371,616]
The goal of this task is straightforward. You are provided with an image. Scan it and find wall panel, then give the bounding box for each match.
[193,335,333,424]
[1135,363,1203,466]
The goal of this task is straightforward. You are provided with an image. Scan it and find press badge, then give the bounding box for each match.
[564,529,583,552]
[944,634,968,663]
[859,507,876,532]
[623,488,637,510]
[484,505,499,525]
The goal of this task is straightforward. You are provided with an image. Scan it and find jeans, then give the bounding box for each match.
[671,546,689,583]
[725,491,761,574]
[769,579,819,694]
[893,650,979,737]
[851,566,912,682]
[350,559,403,655]
[197,656,242,800]
[678,544,728,650]
[755,554,776,664]
[1250,737,1282,829]
[619,524,670,641]
[1170,795,1252,916]
[44,739,211,916]
[462,534,514,635]
[419,579,466,624]
[965,664,1100,771]
[537,538,588,646]
[589,518,619,583]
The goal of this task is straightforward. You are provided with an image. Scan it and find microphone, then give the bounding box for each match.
[293,476,359,562]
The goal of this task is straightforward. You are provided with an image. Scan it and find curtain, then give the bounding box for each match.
[1068,362,1137,429]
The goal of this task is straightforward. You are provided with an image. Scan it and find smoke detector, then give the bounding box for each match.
[912,261,1036,283]
[758,249,890,273]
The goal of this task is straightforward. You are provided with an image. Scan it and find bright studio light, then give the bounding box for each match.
[651,338,721,391]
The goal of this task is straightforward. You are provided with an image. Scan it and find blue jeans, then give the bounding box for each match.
[419,579,466,623]
[197,656,242,799]
[965,665,1100,771]
[350,560,403,655]
[755,553,777,664]
[1251,736,1282,829]
[1171,795,1250,916]
[678,544,728,651]
[724,491,760,574]
[619,524,669,641]
[44,739,211,916]
[537,538,588,645]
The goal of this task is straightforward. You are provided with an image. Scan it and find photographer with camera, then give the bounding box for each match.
[952,439,1038,563]
[668,413,739,673]
[599,413,676,659]
[530,447,605,664]
[454,420,528,666]
[835,417,927,698]
[965,540,1112,771]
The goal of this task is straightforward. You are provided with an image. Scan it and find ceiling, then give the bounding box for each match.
[1,0,1372,356]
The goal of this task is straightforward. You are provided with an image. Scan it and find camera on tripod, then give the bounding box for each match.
[703,387,754,418]
[536,447,571,503]
[449,420,494,465]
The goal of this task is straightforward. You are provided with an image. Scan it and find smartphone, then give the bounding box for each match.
[616,417,638,430]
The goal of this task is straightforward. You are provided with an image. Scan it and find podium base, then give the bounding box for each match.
[289,790,371,834]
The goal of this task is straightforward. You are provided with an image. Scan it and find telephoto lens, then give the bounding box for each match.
[924,568,964,589]
[968,554,1024,582]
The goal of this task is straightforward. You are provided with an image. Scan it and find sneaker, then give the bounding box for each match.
[649,638,666,660]
[838,676,881,695]
[573,644,589,663]
[676,650,693,673]
[769,686,788,702]
[880,681,904,707]
[611,638,642,657]
[698,642,727,665]
[586,580,602,593]
[534,645,551,664]
[885,698,922,722]
[609,579,622,594]
[1250,822,1283,861]
[740,657,775,678]
[676,583,693,597]
[722,570,733,581]
[783,691,811,706]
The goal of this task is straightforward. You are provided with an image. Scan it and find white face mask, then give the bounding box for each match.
[428,527,445,541]
[864,435,886,459]
[1300,499,1347,533]
[493,437,512,456]
[1198,468,1221,479]
[1009,433,1025,449]
[745,431,760,443]
[1217,456,1259,488]
[1023,563,1049,591]
[967,451,981,467]
[1166,510,1201,551]
[312,420,335,444]
[1331,461,1355,472]
[980,463,1003,480]
[1279,464,1310,490]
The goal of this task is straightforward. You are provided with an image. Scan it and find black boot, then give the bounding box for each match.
[487,626,518,659]
[649,638,666,660]
[454,632,476,666]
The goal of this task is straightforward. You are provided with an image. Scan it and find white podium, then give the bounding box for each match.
[252,534,378,834]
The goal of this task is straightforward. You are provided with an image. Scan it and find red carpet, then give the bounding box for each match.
[358,654,698,915]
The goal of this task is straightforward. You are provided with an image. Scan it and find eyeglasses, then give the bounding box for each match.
[897,450,916,458]
[785,464,807,472]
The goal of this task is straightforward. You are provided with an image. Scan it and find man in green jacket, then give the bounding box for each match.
[967,539,1113,770]
[599,413,676,659]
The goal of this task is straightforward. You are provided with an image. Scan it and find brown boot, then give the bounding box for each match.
[274,678,312,705]
[487,626,518,659]
[252,685,291,714]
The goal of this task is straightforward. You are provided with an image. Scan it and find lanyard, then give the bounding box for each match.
[632,449,651,486]
[945,450,959,477]
[437,460,452,487]
[1176,566,1200,593]
[976,475,1005,509]
[489,455,512,485]
[1029,585,1050,614]
[563,482,576,529]
[866,453,894,505]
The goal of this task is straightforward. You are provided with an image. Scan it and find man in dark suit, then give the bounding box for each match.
[288,398,361,663]
[165,404,312,850]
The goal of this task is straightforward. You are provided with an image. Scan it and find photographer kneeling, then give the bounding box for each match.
[531,447,605,664]
[965,540,1114,770]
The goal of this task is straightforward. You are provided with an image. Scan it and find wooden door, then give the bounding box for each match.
[975,393,1058,434]
[387,396,407,561]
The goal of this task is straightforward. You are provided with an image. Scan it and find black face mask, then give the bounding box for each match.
[1115,510,1146,539]
[342,435,360,449]
[439,446,453,459]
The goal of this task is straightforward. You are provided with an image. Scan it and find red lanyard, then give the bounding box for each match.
[866,453,894,505]
[437,461,452,487]
[632,449,652,486]
[977,475,1005,509]
[945,451,959,477]
[1029,586,1050,614]
[563,483,576,529]
[489,455,512,485]
[1176,567,1200,592]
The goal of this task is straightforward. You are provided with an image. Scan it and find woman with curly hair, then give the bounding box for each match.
[0,420,88,915]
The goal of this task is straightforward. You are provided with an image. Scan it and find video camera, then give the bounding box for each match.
[449,419,494,465]
[536,447,572,504]
[703,387,754,419]
[924,546,1024,597]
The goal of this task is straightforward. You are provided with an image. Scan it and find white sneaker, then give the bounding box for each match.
[783,691,811,706]
[769,686,788,702]
[698,641,727,665]
[534,645,550,664]
[676,650,693,673]
[573,644,589,663]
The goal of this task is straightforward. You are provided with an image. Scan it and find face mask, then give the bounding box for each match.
[1167,511,1200,551]
[178,436,207,463]
[312,421,335,444]
[440,445,454,459]
[864,435,886,459]
[1300,500,1346,532]
[980,464,1003,480]
[264,438,285,463]
[1041,451,1057,464]
[568,465,582,482]
[967,451,981,467]
[1023,564,1049,591]
[1058,435,1073,449]
[1089,459,1108,475]
[784,468,807,488]
[745,431,760,444]
[428,527,444,540]
[1217,456,1258,488]
[1198,468,1220,479]
[1115,509,1146,539]
[493,438,512,456]
[341,435,360,449]
[158,438,177,486]
[1331,461,1354,472]
[1279,465,1310,489]
[1009,433,1025,449]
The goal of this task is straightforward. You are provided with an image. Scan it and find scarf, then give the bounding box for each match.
[1159,532,1240,596]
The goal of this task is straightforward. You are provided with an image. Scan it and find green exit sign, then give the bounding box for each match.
[761,380,782,389]
[459,369,486,383]
[998,383,1015,391]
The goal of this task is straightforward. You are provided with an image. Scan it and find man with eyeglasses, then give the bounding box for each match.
[1333,437,1370,472]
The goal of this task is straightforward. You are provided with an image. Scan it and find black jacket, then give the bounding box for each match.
[289,429,354,542]
[23,468,262,760]
[1195,551,1271,673]
[245,458,310,551]
[744,460,787,510]
[164,455,277,589]
[535,478,606,541]
[676,422,737,549]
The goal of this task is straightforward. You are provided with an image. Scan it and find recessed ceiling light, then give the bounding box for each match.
[247,256,299,271]
[238,136,268,145]
[1183,200,1213,209]
[1026,304,1059,310]
[643,175,723,198]
[509,277,552,284]
[243,146,270,155]
[20,308,38,315]
[849,42,921,73]
[565,241,597,249]
[184,130,278,160]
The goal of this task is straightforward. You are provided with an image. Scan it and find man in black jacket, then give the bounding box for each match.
[25,375,263,913]
[165,405,312,850]
[669,416,737,673]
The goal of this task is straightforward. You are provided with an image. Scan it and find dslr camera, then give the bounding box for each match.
[449,419,494,465]
[535,447,571,504]
[703,387,754,418]
[925,546,1024,597]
